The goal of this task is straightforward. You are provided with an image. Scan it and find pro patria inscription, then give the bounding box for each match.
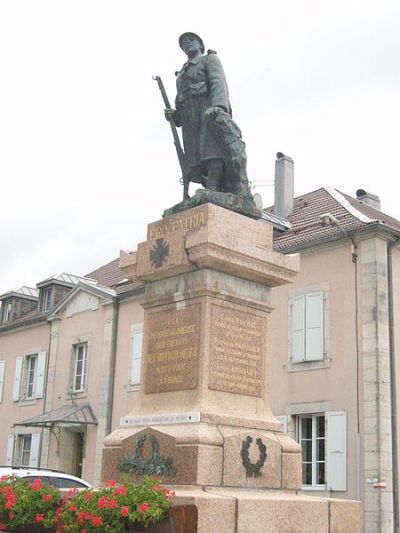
[144,306,200,393]
[209,305,265,397]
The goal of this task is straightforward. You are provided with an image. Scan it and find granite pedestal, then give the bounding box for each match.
[102,203,362,532]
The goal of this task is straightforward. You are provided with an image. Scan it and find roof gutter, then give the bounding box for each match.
[387,237,400,533]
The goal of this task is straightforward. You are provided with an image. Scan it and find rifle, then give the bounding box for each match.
[153,75,189,200]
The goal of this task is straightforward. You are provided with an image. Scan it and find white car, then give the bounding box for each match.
[0,466,92,490]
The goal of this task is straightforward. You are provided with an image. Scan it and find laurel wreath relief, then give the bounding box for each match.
[240,436,267,478]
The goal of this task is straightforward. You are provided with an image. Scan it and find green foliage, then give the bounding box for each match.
[58,476,174,532]
[0,475,60,531]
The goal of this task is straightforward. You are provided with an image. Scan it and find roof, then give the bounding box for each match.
[267,187,400,252]
[86,258,144,295]
[0,286,39,300]
[14,404,98,428]
[37,273,98,288]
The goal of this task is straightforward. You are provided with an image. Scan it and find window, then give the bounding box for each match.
[129,326,143,385]
[19,435,32,466]
[0,360,5,402]
[290,291,325,363]
[40,287,53,312]
[25,354,38,399]
[1,300,13,323]
[14,434,40,467]
[24,476,51,486]
[52,477,88,489]
[13,352,46,402]
[299,414,326,487]
[294,411,347,491]
[72,343,88,393]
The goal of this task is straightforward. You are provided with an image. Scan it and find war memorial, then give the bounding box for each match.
[101,33,362,532]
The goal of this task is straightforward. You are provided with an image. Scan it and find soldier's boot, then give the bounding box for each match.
[206,159,224,192]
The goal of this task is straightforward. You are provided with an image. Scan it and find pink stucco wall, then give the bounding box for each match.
[111,297,144,429]
[268,242,360,499]
[0,322,49,464]
[45,303,113,482]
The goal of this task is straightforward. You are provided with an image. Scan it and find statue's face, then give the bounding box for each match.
[181,34,202,56]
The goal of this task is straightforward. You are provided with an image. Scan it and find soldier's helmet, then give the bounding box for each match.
[179,32,205,54]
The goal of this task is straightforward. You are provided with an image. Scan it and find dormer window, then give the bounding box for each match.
[1,300,13,323]
[40,287,53,313]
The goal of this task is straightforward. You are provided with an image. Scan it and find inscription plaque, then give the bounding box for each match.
[147,206,207,240]
[209,305,265,397]
[145,306,201,393]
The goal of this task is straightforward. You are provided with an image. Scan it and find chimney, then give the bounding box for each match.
[274,152,294,218]
[356,189,381,211]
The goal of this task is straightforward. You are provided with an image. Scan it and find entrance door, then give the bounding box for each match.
[59,429,84,478]
[72,432,84,478]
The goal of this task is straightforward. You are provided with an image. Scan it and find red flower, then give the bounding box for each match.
[31,478,43,491]
[8,513,14,520]
[56,507,63,521]
[0,475,8,481]
[91,516,102,527]
[77,511,88,525]
[106,479,117,487]
[67,488,77,497]
[5,501,13,510]
[139,502,149,513]
[97,496,110,509]
[84,491,92,501]
[35,514,44,523]
[108,498,118,509]
[152,484,161,491]
[42,493,52,502]
[120,506,129,517]
[69,503,77,512]
[0,524,5,530]
[115,485,127,496]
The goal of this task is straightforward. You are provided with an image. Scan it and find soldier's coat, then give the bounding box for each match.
[175,53,231,181]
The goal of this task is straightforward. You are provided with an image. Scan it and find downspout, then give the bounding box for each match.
[387,238,399,533]
[105,297,119,436]
[39,319,53,467]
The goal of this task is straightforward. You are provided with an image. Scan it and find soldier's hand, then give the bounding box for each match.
[205,106,222,118]
[164,109,176,122]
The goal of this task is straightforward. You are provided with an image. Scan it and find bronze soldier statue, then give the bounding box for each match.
[165,32,252,199]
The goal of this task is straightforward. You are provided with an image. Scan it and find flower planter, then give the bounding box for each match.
[4,505,197,533]
[127,505,197,532]
[127,518,173,532]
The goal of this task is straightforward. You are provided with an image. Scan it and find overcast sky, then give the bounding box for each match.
[0,0,399,295]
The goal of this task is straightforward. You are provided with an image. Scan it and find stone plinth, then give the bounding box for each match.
[103,203,362,532]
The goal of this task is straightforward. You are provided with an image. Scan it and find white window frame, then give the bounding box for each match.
[16,433,40,467]
[13,351,46,402]
[19,434,32,466]
[298,413,326,490]
[0,360,5,402]
[129,324,143,386]
[296,410,347,492]
[2,300,13,323]
[40,287,53,312]
[25,354,38,399]
[72,343,88,393]
[288,286,329,370]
